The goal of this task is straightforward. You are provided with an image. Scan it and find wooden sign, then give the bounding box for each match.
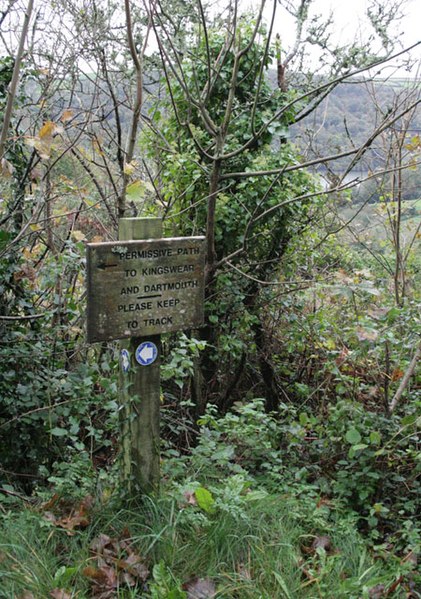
[87,236,205,342]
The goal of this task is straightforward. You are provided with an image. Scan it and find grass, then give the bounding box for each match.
[0,491,417,598]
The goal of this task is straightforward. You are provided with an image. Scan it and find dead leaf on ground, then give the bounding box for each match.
[50,589,73,599]
[367,583,386,598]
[236,563,252,580]
[391,368,404,381]
[41,493,60,511]
[311,535,333,553]
[316,497,333,509]
[183,490,198,506]
[182,577,217,598]
[85,530,149,597]
[42,495,93,534]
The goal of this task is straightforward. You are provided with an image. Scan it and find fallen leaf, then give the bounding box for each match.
[90,533,112,554]
[50,589,72,599]
[41,493,60,510]
[43,511,58,524]
[86,530,149,597]
[183,577,217,598]
[42,496,93,533]
[83,565,116,585]
[117,552,149,580]
[368,583,386,598]
[311,535,332,552]
[183,490,198,506]
[236,563,252,580]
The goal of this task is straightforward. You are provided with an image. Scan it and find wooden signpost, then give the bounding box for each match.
[86,218,205,494]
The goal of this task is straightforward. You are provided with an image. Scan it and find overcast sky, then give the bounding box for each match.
[311,0,420,46]
[270,0,421,49]
[260,0,421,75]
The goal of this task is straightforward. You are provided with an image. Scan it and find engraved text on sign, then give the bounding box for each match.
[87,236,205,342]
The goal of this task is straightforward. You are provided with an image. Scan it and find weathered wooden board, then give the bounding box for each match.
[87,236,205,342]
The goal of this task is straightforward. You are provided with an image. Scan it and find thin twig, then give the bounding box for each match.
[389,338,421,413]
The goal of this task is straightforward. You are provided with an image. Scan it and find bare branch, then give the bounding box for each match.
[389,338,421,413]
[0,0,34,162]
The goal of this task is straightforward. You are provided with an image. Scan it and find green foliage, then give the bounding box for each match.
[149,562,186,598]
[1,480,419,598]
[145,19,319,407]
[161,397,420,553]
[0,237,118,493]
[161,333,207,389]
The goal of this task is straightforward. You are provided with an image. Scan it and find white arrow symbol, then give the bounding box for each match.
[139,345,154,362]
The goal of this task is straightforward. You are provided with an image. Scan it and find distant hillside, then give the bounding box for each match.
[291,78,421,183]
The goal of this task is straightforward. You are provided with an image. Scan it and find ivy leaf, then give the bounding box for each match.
[369,431,381,445]
[345,428,362,444]
[401,414,417,427]
[351,443,368,452]
[0,229,11,250]
[49,427,68,437]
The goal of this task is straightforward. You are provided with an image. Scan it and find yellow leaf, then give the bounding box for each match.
[60,109,74,123]
[126,180,145,201]
[324,338,336,350]
[71,230,86,241]
[39,121,56,138]
[124,160,137,175]
[38,121,64,139]
[92,139,104,156]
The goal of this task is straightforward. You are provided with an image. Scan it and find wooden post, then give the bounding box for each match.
[119,217,162,495]
[86,218,205,494]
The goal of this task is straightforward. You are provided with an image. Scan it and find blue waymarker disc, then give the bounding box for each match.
[135,341,158,366]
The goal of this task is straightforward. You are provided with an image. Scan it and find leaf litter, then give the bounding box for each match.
[83,529,149,598]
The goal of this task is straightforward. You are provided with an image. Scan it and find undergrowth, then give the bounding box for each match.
[1,491,418,598]
[1,398,419,598]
